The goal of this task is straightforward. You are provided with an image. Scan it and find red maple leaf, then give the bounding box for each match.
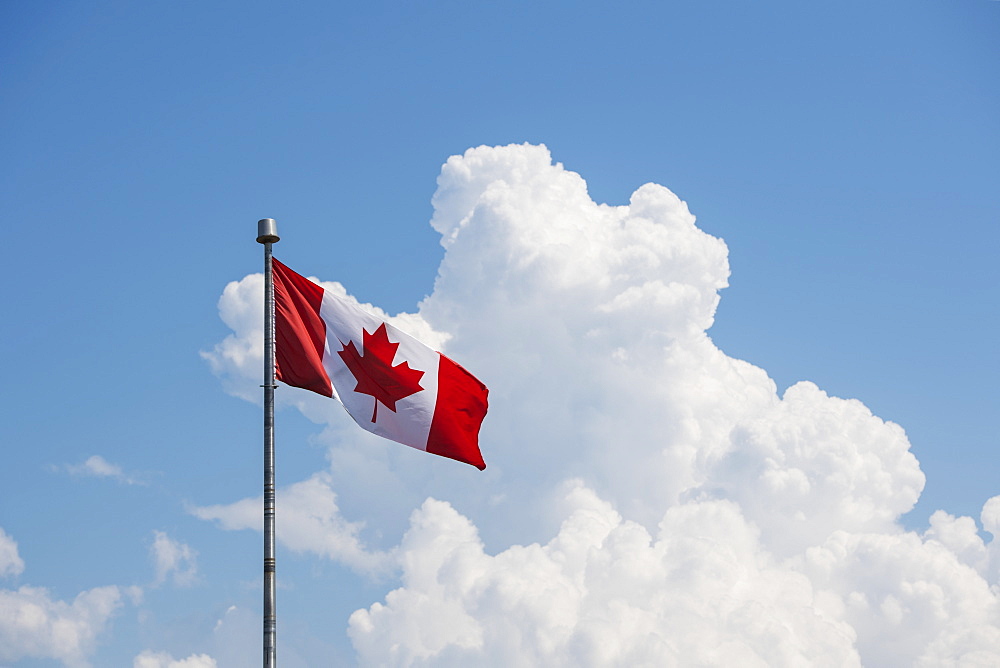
[337,323,425,422]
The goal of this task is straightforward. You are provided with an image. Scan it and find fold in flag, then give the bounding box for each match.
[272,258,488,470]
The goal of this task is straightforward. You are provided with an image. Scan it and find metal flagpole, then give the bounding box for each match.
[257,218,279,668]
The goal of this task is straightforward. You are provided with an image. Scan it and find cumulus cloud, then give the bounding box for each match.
[205,143,1000,665]
[62,454,143,485]
[349,484,861,667]
[698,381,925,556]
[150,531,198,587]
[0,525,130,667]
[191,472,394,576]
[799,527,1000,667]
[0,584,124,667]
[349,486,1000,666]
[0,527,24,579]
[133,650,217,668]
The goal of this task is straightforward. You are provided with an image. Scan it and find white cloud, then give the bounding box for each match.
[63,454,143,485]
[133,650,217,668]
[205,143,1000,665]
[349,484,862,667]
[0,527,24,579]
[798,527,1000,667]
[0,584,123,667]
[0,533,134,668]
[697,380,925,557]
[150,531,198,588]
[191,472,394,576]
[200,273,265,404]
[349,489,1000,667]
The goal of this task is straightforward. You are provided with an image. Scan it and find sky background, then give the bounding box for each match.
[2,1,998,666]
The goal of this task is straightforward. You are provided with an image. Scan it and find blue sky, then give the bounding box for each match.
[2,1,998,666]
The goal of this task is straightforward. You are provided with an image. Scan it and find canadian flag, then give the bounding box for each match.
[272,259,488,470]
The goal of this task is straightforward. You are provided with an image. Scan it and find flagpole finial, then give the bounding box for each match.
[257,218,280,244]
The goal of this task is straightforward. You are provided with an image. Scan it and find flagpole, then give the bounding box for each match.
[257,218,279,668]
